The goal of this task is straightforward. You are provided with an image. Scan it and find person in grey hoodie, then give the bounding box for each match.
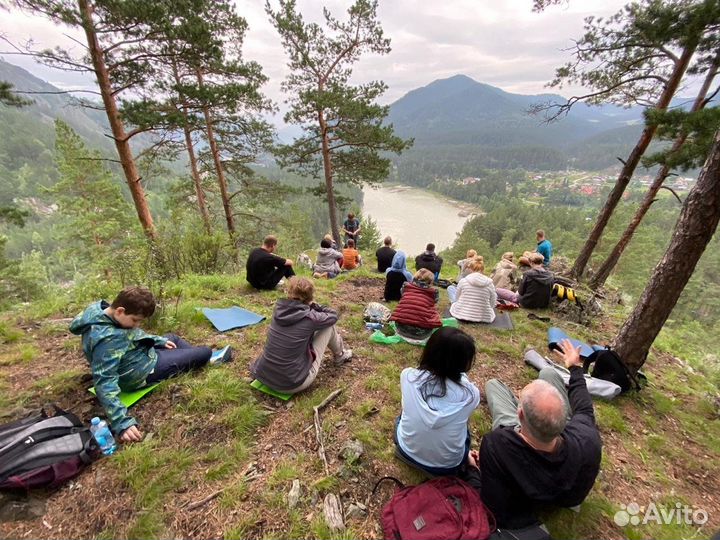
[251,277,352,394]
[313,238,344,278]
[394,327,480,475]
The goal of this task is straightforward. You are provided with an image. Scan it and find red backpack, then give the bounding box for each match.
[376,476,495,540]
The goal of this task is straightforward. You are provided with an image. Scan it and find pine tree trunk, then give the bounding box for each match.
[77,0,156,240]
[589,53,719,290]
[571,44,697,279]
[612,130,720,373]
[318,109,342,246]
[197,69,235,236]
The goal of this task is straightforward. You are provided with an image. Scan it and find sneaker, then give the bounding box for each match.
[333,349,353,366]
[209,345,233,365]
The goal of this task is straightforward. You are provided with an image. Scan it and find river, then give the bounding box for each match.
[362,185,477,256]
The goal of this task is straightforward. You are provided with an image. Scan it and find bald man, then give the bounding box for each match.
[467,339,602,529]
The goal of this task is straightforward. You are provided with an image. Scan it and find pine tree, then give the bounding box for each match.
[267,0,411,245]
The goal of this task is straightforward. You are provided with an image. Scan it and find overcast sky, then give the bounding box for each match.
[3,0,637,114]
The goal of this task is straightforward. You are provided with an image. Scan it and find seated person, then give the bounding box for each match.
[464,339,602,529]
[342,239,361,270]
[536,229,553,268]
[323,233,339,251]
[250,277,352,394]
[447,258,497,323]
[518,251,533,275]
[491,252,518,290]
[70,287,223,443]
[390,269,442,341]
[496,253,553,308]
[342,212,361,247]
[384,250,413,301]
[456,249,477,282]
[246,235,295,290]
[313,237,343,279]
[415,243,444,281]
[395,327,480,476]
[376,236,397,273]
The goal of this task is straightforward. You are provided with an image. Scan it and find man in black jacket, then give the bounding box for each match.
[375,236,396,273]
[465,339,602,529]
[415,243,443,280]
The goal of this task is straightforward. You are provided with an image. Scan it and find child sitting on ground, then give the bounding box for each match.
[70,287,230,443]
[342,239,362,270]
[394,327,480,475]
[390,268,442,341]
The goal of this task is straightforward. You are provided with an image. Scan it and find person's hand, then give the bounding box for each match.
[164,340,177,349]
[285,258,294,266]
[467,449,480,469]
[554,338,583,369]
[120,425,143,443]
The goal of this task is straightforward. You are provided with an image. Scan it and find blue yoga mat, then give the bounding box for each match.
[202,307,265,332]
[548,327,605,359]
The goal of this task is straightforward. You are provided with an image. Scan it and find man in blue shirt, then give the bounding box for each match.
[536,229,552,267]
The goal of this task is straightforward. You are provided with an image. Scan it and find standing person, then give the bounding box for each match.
[448,258,497,323]
[415,243,444,282]
[536,229,553,267]
[384,250,413,301]
[456,249,477,282]
[342,212,361,247]
[394,327,480,475]
[342,239,362,270]
[465,339,602,529]
[246,235,295,290]
[250,277,352,394]
[390,268,442,341]
[496,253,553,308]
[313,237,343,279]
[375,236,396,273]
[491,252,518,290]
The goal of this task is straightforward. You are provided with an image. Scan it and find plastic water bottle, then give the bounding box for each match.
[90,417,117,456]
[365,322,383,331]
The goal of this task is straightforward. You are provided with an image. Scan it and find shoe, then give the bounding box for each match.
[313,272,321,279]
[333,349,353,366]
[277,278,286,287]
[209,345,233,365]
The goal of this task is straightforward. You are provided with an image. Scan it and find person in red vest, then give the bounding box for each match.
[390,268,442,341]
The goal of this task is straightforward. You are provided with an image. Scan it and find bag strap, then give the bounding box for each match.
[370,476,405,499]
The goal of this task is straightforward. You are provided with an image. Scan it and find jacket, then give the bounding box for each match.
[491,259,518,290]
[456,258,473,282]
[391,282,442,329]
[251,299,338,391]
[69,301,167,434]
[397,368,480,468]
[449,272,497,323]
[314,247,343,274]
[415,251,443,274]
[519,267,554,309]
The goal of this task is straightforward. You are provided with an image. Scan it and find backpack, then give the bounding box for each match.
[583,348,639,394]
[552,283,581,306]
[364,302,392,324]
[0,405,97,491]
[375,476,495,540]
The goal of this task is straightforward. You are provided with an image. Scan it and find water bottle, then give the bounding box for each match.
[90,417,117,456]
[365,322,383,331]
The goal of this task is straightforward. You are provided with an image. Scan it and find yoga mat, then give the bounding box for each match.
[88,384,159,408]
[547,327,604,359]
[442,308,514,330]
[202,306,265,332]
[250,379,292,401]
[370,318,459,346]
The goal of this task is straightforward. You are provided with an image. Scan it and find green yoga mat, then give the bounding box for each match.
[88,384,160,408]
[250,379,293,401]
[370,318,459,346]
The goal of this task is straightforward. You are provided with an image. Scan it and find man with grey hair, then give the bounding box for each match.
[465,339,602,529]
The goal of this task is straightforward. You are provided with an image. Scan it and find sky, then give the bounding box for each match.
[1,0,646,123]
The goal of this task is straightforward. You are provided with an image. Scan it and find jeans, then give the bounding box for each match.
[394,416,471,476]
[146,334,212,384]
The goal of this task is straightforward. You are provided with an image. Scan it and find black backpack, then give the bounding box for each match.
[583,348,639,393]
[0,405,97,491]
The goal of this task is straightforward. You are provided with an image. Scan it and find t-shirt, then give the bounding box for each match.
[246,247,287,288]
[376,246,396,272]
[537,239,553,266]
[343,219,360,236]
[342,248,360,270]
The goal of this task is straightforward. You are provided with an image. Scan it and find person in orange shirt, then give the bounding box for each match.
[342,239,362,270]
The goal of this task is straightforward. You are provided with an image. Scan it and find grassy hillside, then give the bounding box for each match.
[0,263,718,540]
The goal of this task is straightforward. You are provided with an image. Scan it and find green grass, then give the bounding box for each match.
[0,343,39,366]
[595,402,629,433]
[0,321,23,343]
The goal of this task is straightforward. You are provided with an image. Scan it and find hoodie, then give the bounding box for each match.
[69,301,168,434]
[386,251,414,282]
[397,368,481,468]
[251,298,338,391]
[491,259,518,290]
[449,272,497,323]
[518,267,554,309]
[415,251,443,274]
[314,247,343,274]
[384,251,412,302]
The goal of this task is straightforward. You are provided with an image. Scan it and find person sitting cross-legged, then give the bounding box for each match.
[447,257,497,323]
[390,268,442,341]
[384,250,413,301]
[342,239,362,270]
[496,253,553,308]
[463,338,602,529]
[246,235,295,290]
[250,277,352,395]
[313,237,343,279]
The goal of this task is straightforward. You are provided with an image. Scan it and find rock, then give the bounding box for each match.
[287,479,301,509]
[264,444,274,451]
[345,502,367,520]
[323,493,345,531]
[0,495,47,523]
[285,401,294,410]
[338,439,364,463]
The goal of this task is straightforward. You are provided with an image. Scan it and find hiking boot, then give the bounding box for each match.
[209,345,233,365]
[333,349,353,366]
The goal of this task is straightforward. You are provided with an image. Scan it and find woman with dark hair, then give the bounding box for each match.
[313,237,343,279]
[394,327,481,475]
